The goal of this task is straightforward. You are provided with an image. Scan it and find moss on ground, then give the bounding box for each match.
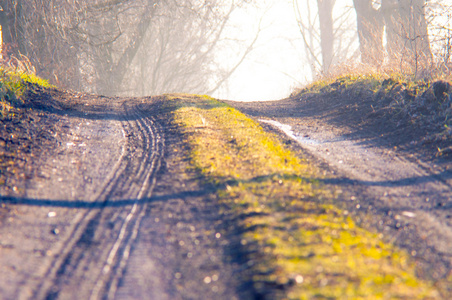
[169,94,444,299]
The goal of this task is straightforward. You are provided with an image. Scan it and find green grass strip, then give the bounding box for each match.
[169,94,443,299]
[0,67,54,119]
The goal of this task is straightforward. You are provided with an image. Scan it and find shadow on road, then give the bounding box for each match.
[0,190,210,209]
[20,89,169,122]
[320,169,452,188]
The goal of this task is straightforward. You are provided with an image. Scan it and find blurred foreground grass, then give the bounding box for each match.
[169,94,446,299]
[0,67,53,119]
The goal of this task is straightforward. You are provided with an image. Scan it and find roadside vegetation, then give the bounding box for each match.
[293,72,452,156]
[0,68,53,118]
[0,68,54,188]
[169,94,448,299]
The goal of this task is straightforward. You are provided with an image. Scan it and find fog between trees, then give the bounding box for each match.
[0,0,451,97]
[295,0,452,79]
[0,0,255,96]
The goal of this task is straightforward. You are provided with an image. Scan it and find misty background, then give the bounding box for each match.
[0,0,451,101]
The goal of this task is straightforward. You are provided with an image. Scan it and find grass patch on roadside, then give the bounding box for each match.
[168,94,443,299]
[0,68,54,188]
[293,73,452,152]
[296,73,388,96]
[0,67,53,119]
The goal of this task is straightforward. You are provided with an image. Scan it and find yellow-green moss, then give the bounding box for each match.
[169,94,444,299]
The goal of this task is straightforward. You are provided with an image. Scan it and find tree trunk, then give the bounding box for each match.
[353,0,384,67]
[382,0,432,72]
[317,0,334,74]
[381,0,398,63]
[0,0,20,55]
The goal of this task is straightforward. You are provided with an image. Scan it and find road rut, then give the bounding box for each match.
[0,96,243,299]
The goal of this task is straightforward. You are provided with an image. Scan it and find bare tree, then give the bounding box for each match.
[293,0,322,77]
[353,0,384,66]
[293,0,357,79]
[353,0,433,74]
[1,0,256,96]
[383,0,432,72]
[424,0,452,74]
[0,0,18,51]
[317,0,334,74]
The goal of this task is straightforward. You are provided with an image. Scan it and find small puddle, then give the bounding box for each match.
[259,119,319,145]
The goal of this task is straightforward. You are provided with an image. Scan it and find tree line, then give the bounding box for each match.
[294,0,451,79]
[0,0,254,96]
[0,1,451,97]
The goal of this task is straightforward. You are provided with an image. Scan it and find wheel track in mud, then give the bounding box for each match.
[26,102,164,300]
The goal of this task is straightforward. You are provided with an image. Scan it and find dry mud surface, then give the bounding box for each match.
[0,93,247,300]
[224,94,452,286]
[1,89,452,299]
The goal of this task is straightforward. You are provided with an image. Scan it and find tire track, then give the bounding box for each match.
[90,105,164,300]
[21,124,129,300]
[28,102,164,300]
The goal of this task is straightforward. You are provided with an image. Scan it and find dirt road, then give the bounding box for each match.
[0,94,245,300]
[1,89,452,299]
[225,95,452,287]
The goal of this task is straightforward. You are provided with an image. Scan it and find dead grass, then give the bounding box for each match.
[168,94,446,299]
[293,72,452,153]
[0,68,55,188]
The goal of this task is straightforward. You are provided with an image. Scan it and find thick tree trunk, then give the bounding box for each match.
[353,0,384,67]
[381,0,399,62]
[382,0,432,72]
[0,0,20,55]
[317,0,334,74]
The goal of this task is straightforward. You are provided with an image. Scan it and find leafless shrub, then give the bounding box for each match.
[0,0,257,96]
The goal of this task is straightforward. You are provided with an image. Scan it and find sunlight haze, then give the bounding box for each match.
[213,1,307,101]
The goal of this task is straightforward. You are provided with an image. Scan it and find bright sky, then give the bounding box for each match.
[214,0,452,102]
[213,0,309,101]
[212,0,360,101]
